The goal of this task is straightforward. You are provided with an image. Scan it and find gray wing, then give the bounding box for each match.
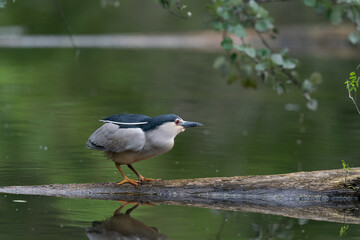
[87,123,145,153]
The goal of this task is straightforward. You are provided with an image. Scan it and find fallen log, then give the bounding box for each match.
[0,168,360,224]
[1,168,359,202]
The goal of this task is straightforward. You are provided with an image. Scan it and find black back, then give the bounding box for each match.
[103,114,151,123]
[102,114,181,132]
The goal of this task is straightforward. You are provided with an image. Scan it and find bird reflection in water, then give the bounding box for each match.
[86,202,168,240]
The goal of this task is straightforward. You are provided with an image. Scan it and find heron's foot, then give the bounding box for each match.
[138,176,162,182]
[116,200,139,204]
[116,200,157,207]
[116,177,141,186]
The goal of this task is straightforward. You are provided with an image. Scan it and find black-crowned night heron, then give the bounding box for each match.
[87,114,203,186]
[86,203,168,240]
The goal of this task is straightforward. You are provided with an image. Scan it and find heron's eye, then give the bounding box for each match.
[175,119,180,125]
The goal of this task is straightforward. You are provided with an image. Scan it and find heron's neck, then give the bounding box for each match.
[145,125,178,151]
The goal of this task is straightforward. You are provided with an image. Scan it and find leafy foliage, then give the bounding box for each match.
[345,65,360,114]
[303,0,360,44]
[159,0,359,110]
[341,159,351,186]
[345,70,359,94]
[342,159,351,172]
[157,0,191,18]
[339,224,349,237]
[0,0,6,8]
[209,0,322,110]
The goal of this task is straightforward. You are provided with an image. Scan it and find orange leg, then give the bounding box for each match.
[114,201,158,216]
[117,200,159,207]
[115,163,140,186]
[113,202,140,215]
[127,164,162,182]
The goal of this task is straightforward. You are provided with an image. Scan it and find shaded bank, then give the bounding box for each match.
[0,26,358,57]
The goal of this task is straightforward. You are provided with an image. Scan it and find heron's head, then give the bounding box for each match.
[146,114,203,139]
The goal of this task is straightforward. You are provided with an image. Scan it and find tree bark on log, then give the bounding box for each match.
[0,168,359,224]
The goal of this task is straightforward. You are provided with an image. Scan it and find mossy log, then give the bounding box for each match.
[1,168,360,224]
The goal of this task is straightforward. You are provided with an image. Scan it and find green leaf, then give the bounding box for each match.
[227,74,237,84]
[257,48,271,59]
[230,53,237,62]
[329,6,343,25]
[280,48,289,56]
[315,4,326,14]
[244,47,256,58]
[216,7,230,20]
[348,32,360,44]
[234,45,256,58]
[230,0,243,5]
[350,72,356,76]
[0,0,6,8]
[261,72,269,83]
[283,59,296,69]
[232,24,247,37]
[248,0,259,11]
[213,56,227,69]
[234,45,245,51]
[276,83,285,95]
[304,0,316,7]
[271,53,284,66]
[242,64,253,77]
[256,6,269,18]
[306,99,318,111]
[309,72,323,85]
[221,37,233,51]
[255,18,274,32]
[255,63,266,71]
[242,78,257,89]
[302,79,313,93]
[212,20,224,30]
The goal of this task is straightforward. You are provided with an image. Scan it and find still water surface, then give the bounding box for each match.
[0,49,360,239]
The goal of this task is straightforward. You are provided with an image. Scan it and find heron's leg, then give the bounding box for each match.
[127,164,162,182]
[125,203,141,215]
[113,203,128,216]
[115,163,140,186]
[113,201,139,215]
[114,201,156,216]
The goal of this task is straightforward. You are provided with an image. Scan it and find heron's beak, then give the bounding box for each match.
[179,121,204,128]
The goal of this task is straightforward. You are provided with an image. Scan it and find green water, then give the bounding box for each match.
[0,49,360,239]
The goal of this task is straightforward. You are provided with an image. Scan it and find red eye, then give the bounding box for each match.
[175,119,180,125]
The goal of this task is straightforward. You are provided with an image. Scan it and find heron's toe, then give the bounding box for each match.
[139,177,162,182]
[117,178,140,186]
